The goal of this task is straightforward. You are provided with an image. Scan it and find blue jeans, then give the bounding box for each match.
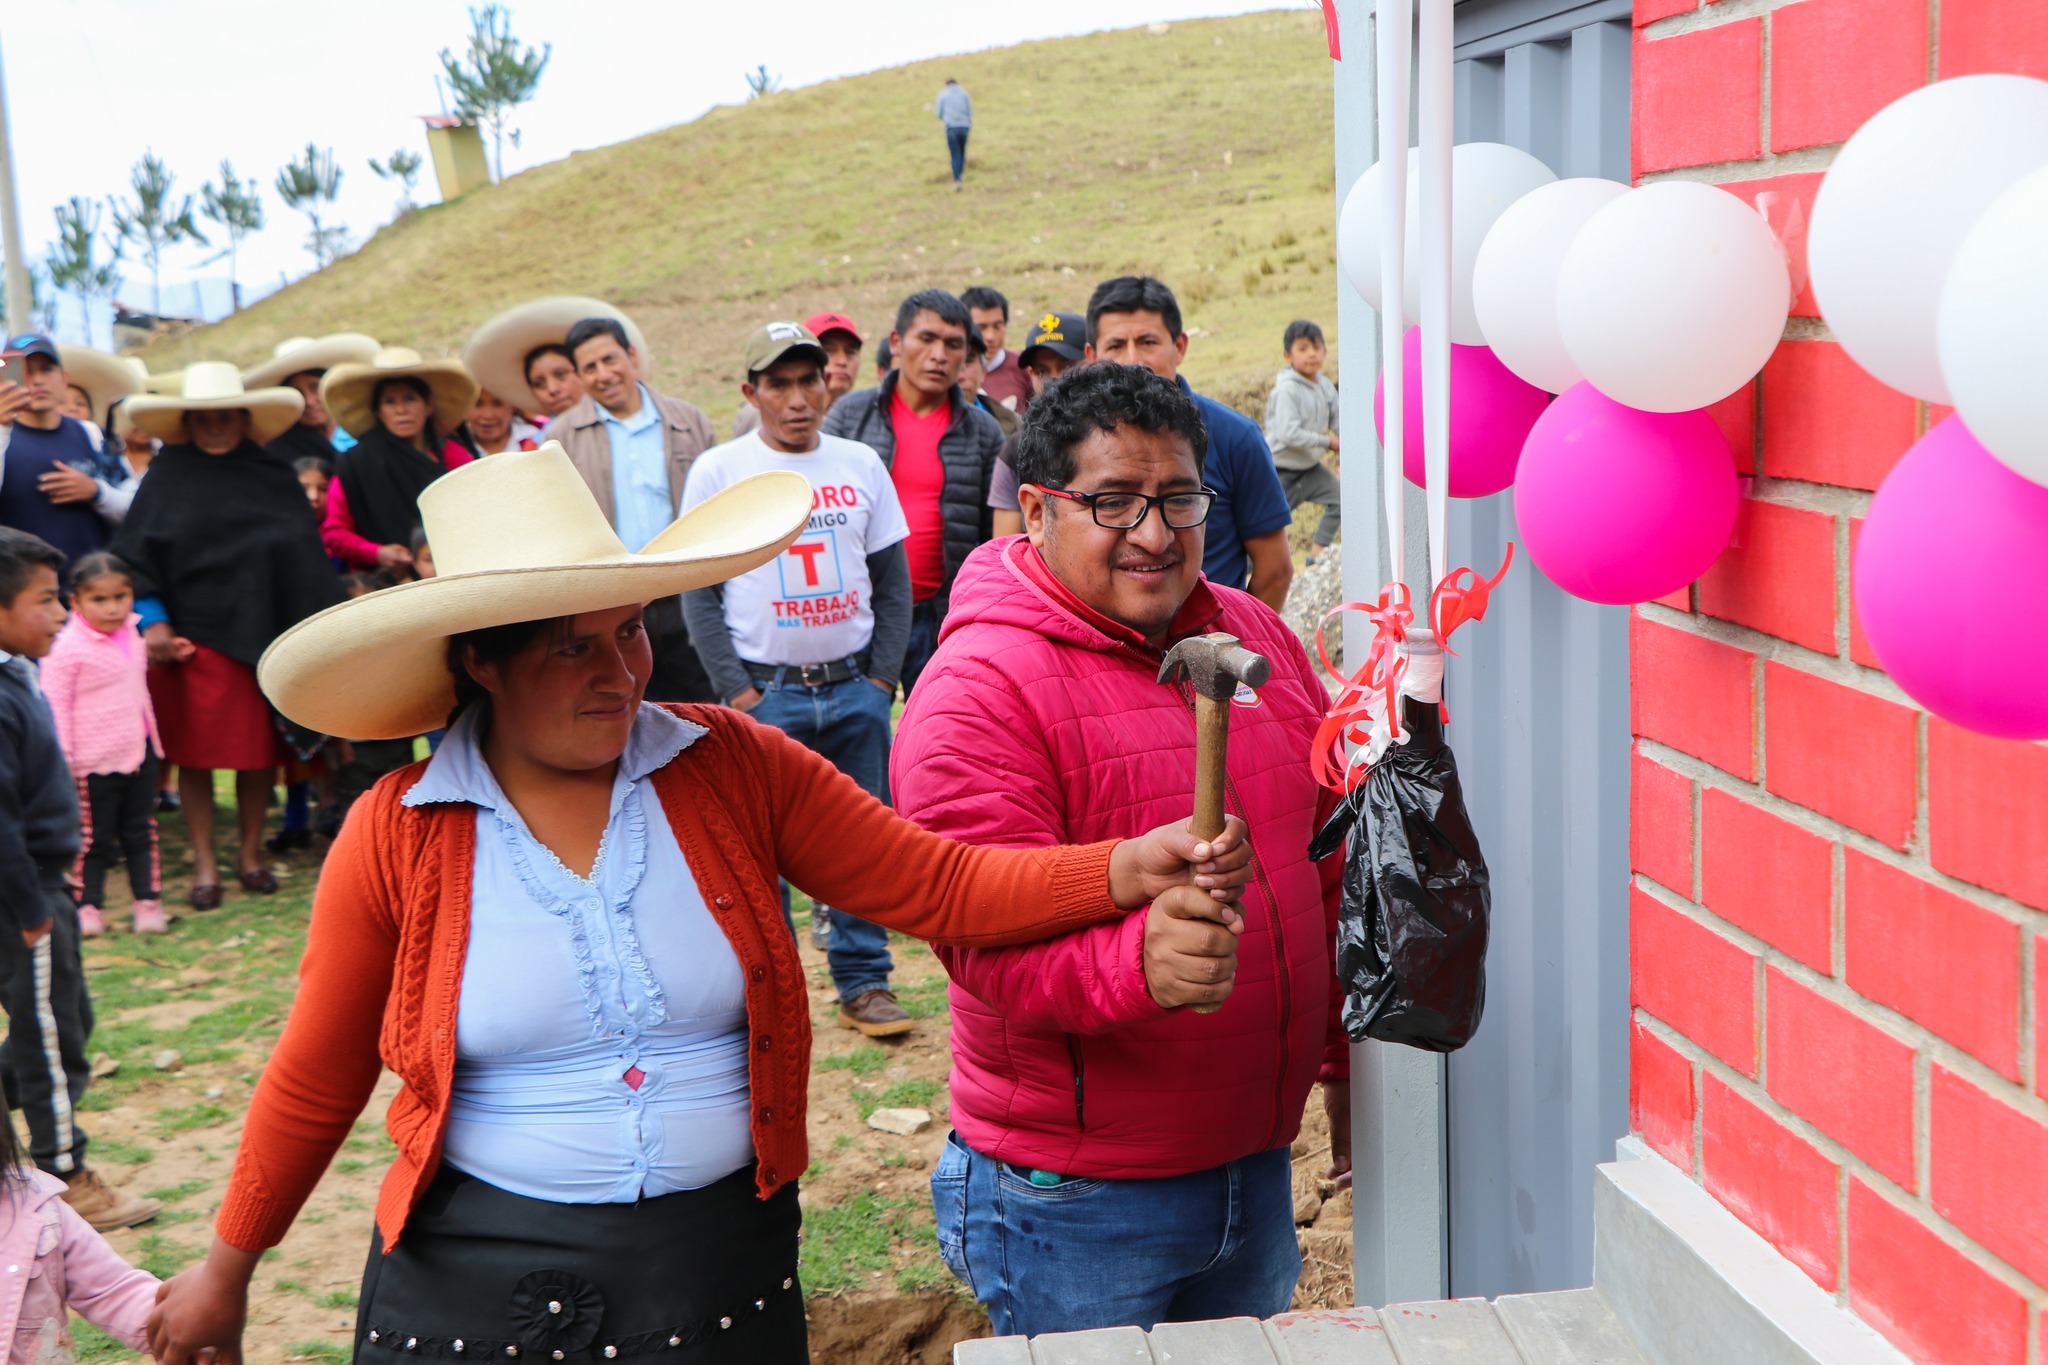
[749,671,896,1001]
[931,1132,1300,1336]
[946,126,970,183]
[901,599,941,698]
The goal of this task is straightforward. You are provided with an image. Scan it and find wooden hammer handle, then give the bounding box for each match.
[1190,692,1231,1014]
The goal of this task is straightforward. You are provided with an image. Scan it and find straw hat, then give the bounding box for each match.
[463,297,651,413]
[55,345,141,424]
[122,361,306,445]
[142,367,186,395]
[258,442,811,740]
[243,333,383,389]
[319,347,481,440]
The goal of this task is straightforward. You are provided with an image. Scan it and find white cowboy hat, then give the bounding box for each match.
[258,442,810,739]
[319,346,481,440]
[463,297,651,414]
[243,332,383,390]
[122,361,306,445]
[54,345,141,424]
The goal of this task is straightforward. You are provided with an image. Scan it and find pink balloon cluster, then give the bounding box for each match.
[1372,328,1552,498]
[1854,417,2048,739]
[1512,384,1739,605]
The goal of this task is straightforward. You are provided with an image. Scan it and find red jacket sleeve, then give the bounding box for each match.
[320,479,382,570]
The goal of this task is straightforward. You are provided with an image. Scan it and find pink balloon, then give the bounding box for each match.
[1854,417,2048,739]
[1373,327,1552,498]
[1513,383,1738,605]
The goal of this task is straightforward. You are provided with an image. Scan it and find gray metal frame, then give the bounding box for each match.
[1335,0,1635,1306]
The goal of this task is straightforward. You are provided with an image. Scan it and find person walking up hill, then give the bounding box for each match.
[936,79,973,190]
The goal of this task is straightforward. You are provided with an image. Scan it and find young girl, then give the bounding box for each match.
[0,1107,160,1359]
[41,553,165,935]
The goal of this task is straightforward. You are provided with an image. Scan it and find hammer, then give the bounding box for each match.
[1158,632,1271,1012]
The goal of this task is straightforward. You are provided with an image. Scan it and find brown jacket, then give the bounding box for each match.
[555,386,717,527]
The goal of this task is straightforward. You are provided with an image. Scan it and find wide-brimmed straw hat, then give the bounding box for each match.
[258,442,811,740]
[122,361,306,445]
[320,346,481,439]
[243,333,383,389]
[55,345,141,425]
[463,297,651,413]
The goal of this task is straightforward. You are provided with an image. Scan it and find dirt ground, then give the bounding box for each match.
[72,826,1349,1363]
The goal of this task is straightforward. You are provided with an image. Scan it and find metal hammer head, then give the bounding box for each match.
[1157,631,1272,700]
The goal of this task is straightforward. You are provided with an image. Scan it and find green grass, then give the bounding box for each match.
[87,1138,154,1166]
[852,1077,942,1123]
[153,1102,232,1134]
[145,1179,210,1203]
[316,1288,360,1310]
[802,1191,943,1296]
[133,1232,200,1279]
[68,1320,139,1363]
[139,11,1340,427]
[816,1045,891,1077]
[287,1343,351,1363]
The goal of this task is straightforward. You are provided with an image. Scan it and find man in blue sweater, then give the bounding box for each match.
[1083,277,1295,610]
[0,336,126,567]
[935,79,973,190]
[0,528,157,1229]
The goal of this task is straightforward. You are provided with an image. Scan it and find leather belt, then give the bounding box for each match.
[743,654,871,688]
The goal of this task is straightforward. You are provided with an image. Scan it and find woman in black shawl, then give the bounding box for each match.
[113,364,342,909]
[316,348,480,577]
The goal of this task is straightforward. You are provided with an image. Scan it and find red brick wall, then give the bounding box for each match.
[1628,5,2048,1363]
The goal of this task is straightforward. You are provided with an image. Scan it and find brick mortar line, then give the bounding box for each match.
[1634,869,2043,1138]
[1633,1003,2048,1307]
[1634,738,2048,930]
[1637,601,1920,711]
[1640,0,1811,41]
[1741,477,1873,517]
[1639,144,1838,183]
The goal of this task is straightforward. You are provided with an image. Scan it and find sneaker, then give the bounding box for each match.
[77,906,105,938]
[837,989,915,1038]
[809,909,832,952]
[60,1168,159,1231]
[131,900,167,935]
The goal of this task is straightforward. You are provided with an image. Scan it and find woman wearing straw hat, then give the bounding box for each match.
[144,444,1251,1364]
[244,333,382,464]
[318,347,480,576]
[463,296,650,425]
[111,364,343,908]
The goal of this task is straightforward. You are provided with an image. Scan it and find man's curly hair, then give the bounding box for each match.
[1012,363,1209,490]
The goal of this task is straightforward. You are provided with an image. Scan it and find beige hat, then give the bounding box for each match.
[55,345,141,425]
[463,297,651,414]
[243,333,383,390]
[122,361,306,445]
[258,442,810,739]
[319,347,481,440]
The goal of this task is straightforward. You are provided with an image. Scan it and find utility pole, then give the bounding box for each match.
[0,34,31,337]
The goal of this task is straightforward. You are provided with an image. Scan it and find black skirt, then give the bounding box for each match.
[356,1165,806,1363]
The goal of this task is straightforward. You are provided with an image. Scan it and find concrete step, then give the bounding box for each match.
[954,1289,1644,1364]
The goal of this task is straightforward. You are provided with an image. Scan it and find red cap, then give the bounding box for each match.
[804,312,863,344]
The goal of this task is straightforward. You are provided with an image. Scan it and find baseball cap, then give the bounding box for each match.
[4,334,60,363]
[743,321,827,377]
[1018,312,1085,365]
[804,311,863,345]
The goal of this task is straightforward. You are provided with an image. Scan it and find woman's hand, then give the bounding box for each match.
[148,1237,261,1364]
[1108,814,1253,911]
[1144,883,1244,1009]
[144,622,191,667]
[375,543,415,572]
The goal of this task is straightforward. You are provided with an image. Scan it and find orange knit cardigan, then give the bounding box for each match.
[215,706,1124,1253]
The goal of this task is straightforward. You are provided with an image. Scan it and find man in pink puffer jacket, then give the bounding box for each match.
[892,363,1345,1337]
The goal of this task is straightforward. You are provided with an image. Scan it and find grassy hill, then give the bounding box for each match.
[143,10,1340,428]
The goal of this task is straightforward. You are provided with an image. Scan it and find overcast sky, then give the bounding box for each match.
[6,1,1287,335]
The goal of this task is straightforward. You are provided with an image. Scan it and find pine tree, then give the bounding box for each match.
[440,5,551,183]
[199,161,265,311]
[107,150,206,317]
[276,144,348,269]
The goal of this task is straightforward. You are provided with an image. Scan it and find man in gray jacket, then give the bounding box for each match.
[557,315,719,700]
[1263,319,1341,565]
[821,289,1003,693]
[936,79,973,190]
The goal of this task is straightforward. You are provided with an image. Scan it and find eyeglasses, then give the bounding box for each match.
[1036,486,1217,530]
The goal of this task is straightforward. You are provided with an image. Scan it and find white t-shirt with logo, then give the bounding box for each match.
[680,431,911,667]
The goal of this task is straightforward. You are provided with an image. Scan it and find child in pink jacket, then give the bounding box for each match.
[42,554,165,936]
[0,1103,159,1361]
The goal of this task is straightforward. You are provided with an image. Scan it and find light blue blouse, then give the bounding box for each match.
[401,702,755,1203]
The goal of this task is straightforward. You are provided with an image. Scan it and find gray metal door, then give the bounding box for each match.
[1443,0,1634,1299]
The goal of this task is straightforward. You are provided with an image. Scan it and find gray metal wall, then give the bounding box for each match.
[1441,0,1636,1300]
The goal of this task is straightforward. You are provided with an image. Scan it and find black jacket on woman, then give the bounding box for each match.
[111,440,342,667]
[335,425,459,551]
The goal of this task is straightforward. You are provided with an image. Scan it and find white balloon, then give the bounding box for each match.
[1939,165,2048,486]
[1471,177,1629,393]
[1808,74,2048,403]
[1556,182,1790,414]
[1336,142,1556,343]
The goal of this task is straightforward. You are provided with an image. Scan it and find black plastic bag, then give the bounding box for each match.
[1308,695,1490,1052]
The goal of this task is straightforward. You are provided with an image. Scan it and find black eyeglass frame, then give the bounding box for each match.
[1033,485,1218,530]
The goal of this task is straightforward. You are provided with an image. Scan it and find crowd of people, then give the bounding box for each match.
[0,269,1346,1360]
